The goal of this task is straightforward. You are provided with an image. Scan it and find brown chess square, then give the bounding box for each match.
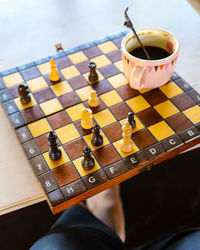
[21,105,44,123]
[132,129,157,149]
[55,56,72,69]
[48,110,71,130]
[20,67,41,81]
[64,138,87,160]
[92,80,113,95]
[106,50,122,63]
[68,76,88,90]
[116,84,140,100]
[84,46,102,59]
[166,113,193,133]
[98,64,120,78]
[58,92,81,108]
[74,120,92,136]
[35,133,61,153]
[137,108,163,127]
[34,88,55,103]
[8,85,19,98]
[52,163,79,187]
[110,102,131,120]
[103,122,122,142]
[171,93,196,111]
[143,89,168,106]
[112,37,123,48]
[84,98,106,114]
[76,60,90,74]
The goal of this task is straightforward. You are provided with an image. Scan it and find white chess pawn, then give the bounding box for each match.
[88,90,99,108]
[81,108,94,129]
[49,58,60,82]
[120,119,133,153]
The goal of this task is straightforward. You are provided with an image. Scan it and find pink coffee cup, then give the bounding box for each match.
[121,28,180,89]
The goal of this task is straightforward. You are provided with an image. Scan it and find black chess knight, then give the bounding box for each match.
[48,131,62,161]
[81,146,95,170]
[18,83,31,104]
[91,123,103,146]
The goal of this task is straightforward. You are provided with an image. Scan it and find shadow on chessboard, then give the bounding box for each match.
[0,148,200,250]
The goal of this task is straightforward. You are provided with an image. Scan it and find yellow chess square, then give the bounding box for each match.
[51,81,73,96]
[148,121,175,141]
[98,41,118,54]
[68,51,88,64]
[56,123,80,144]
[84,131,110,151]
[91,55,111,68]
[66,103,85,121]
[107,74,128,89]
[120,116,144,134]
[27,77,48,92]
[154,100,179,119]
[40,98,63,116]
[37,62,50,75]
[73,156,100,177]
[43,147,70,169]
[61,65,80,79]
[126,95,151,113]
[14,94,37,110]
[3,72,24,87]
[183,105,200,125]
[160,81,183,98]
[114,61,123,72]
[76,86,93,101]
[113,140,139,158]
[100,90,123,107]
[83,70,104,83]
[139,88,152,94]
[28,118,51,137]
[94,109,116,127]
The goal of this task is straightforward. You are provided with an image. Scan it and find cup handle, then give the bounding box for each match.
[129,65,145,89]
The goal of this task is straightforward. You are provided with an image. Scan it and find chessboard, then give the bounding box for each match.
[0,31,200,214]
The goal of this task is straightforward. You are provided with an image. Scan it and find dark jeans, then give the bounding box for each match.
[30,205,200,250]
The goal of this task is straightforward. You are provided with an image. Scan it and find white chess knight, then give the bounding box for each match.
[88,90,99,107]
[81,108,94,129]
[120,119,133,153]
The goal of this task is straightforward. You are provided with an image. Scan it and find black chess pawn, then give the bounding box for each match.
[127,112,136,129]
[81,146,95,170]
[48,131,62,161]
[88,62,98,83]
[18,83,31,104]
[91,123,103,146]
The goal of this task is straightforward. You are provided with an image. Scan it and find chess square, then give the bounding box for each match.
[143,89,168,106]
[113,140,139,158]
[98,64,120,78]
[14,94,37,110]
[93,144,121,167]
[114,61,123,72]
[126,95,151,113]
[8,85,19,98]
[68,51,88,64]
[61,65,80,79]
[52,163,79,187]
[64,138,87,160]
[92,80,112,95]
[3,72,24,87]
[171,93,196,111]
[66,103,85,121]
[148,121,175,141]
[160,81,183,98]
[98,41,118,54]
[103,122,122,142]
[166,113,193,133]
[34,87,55,103]
[76,60,90,74]
[83,70,104,83]
[120,116,144,134]
[183,105,200,125]
[106,50,122,63]
[74,120,92,136]
[40,98,63,116]
[137,108,163,127]
[131,129,157,149]
[84,46,102,59]
[68,75,88,90]
[48,110,71,130]
[51,81,73,96]
[84,131,110,151]
[110,102,132,120]
[56,123,80,144]
[27,77,48,92]
[28,118,52,137]
[154,100,179,119]
[37,62,50,75]
[100,90,123,107]
[36,133,55,153]
[21,105,44,123]
[73,155,100,177]
[116,84,140,100]
[113,37,123,48]
[43,147,70,169]
[20,67,41,81]
[107,73,128,89]
[90,55,111,68]
[94,109,116,128]
[59,92,81,109]
[76,86,93,101]
[55,56,72,69]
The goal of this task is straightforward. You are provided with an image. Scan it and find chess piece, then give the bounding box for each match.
[120,120,133,153]
[48,131,62,161]
[81,146,95,170]
[88,90,99,107]
[49,58,60,83]
[91,123,103,146]
[127,112,136,129]
[88,62,98,83]
[81,108,94,129]
[55,43,64,52]
[18,83,31,104]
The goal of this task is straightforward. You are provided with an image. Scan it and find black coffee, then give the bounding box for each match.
[130,46,170,60]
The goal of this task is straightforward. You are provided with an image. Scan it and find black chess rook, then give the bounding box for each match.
[48,131,62,161]
[91,123,103,146]
[128,112,136,129]
[88,61,98,83]
[81,146,95,170]
[18,83,31,104]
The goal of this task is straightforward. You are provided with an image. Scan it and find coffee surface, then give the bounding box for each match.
[130,46,170,60]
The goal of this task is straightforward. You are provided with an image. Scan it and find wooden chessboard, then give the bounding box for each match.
[0,31,200,214]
